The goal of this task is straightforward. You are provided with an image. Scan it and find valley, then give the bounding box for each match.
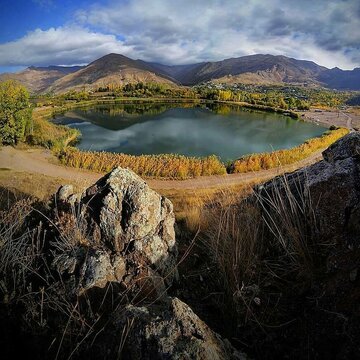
[2,53,360,94]
[1,47,360,360]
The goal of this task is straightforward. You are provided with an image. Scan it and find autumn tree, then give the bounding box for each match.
[0,80,32,145]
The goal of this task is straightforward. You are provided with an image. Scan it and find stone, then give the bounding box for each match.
[49,167,177,297]
[100,297,246,360]
[257,133,360,249]
[56,184,74,201]
[322,132,360,163]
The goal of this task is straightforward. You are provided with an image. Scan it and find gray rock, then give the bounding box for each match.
[56,184,74,201]
[322,132,360,163]
[258,132,360,253]
[105,297,246,360]
[50,167,177,297]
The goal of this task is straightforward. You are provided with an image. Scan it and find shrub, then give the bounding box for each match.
[26,108,80,150]
[0,80,32,145]
[59,148,227,179]
[228,127,349,173]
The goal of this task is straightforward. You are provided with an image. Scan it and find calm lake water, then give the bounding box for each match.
[53,103,325,161]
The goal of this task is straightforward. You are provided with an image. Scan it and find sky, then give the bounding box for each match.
[0,0,359,73]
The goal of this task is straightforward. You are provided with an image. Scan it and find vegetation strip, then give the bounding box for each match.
[34,99,348,179]
[228,127,349,173]
[59,149,227,179]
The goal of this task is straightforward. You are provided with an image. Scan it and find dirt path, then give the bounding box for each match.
[0,146,324,190]
[302,109,360,130]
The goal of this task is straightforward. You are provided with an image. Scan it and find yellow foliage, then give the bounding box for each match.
[59,149,227,179]
[229,128,349,173]
[26,108,80,150]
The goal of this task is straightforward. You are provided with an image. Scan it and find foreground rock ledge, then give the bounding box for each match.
[258,132,360,250]
[53,167,177,296]
[50,167,242,359]
[95,297,247,360]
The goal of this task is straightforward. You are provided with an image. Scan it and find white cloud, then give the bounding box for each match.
[0,0,359,69]
[0,26,134,67]
[32,0,54,10]
[76,0,360,69]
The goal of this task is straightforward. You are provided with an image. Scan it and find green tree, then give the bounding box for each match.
[0,80,32,145]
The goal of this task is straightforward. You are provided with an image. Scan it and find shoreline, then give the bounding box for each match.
[2,101,355,186]
[301,108,360,130]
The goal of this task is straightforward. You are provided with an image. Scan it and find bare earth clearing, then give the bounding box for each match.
[0,145,323,191]
[1,108,359,196]
[303,109,360,130]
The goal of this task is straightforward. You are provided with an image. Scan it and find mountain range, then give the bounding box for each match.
[1,53,359,93]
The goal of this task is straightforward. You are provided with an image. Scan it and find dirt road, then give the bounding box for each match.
[302,109,360,130]
[0,146,324,190]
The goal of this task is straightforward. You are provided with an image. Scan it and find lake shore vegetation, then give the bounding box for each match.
[228,127,349,173]
[0,80,353,180]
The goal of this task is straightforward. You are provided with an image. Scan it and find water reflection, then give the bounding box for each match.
[54,103,325,160]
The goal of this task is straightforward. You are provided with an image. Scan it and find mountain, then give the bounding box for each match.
[0,65,83,93]
[318,67,360,90]
[151,54,328,85]
[1,53,359,93]
[153,54,360,89]
[47,53,177,93]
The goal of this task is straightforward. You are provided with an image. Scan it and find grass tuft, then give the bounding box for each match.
[228,127,349,173]
[58,148,227,179]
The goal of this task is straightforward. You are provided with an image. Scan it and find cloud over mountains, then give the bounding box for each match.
[0,0,359,69]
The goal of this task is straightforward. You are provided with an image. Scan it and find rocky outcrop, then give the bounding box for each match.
[93,297,246,360]
[258,132,360,250]
[51,167,177,297]
[47,167,242,359]
[221,132,360,359]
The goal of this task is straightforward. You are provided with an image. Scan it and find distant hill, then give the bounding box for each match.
[1,53,359,93]
[47,54,177,93]
[28,65,84,74]
[151,54,360,90]
[0,65,83,93]
[318,67,360,90]
[151,54,328,86]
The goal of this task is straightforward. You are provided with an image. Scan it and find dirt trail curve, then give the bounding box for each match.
[0,146,324,190]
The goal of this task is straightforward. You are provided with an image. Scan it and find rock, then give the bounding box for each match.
[99,297,246,360]
[322,132,360,163]
[258,133,360,250]
[49,167,177,297]
[56,184,74,201]
[53,250,126,295]
[80,168,177,275]
[349,268,358,282]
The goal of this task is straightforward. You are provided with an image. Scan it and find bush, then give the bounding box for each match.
[26,108,80,150]
[0,80,32,145]
[59,148,227,179]
[228,127,349,173]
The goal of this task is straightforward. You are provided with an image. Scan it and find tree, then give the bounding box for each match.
[0,80,32,145]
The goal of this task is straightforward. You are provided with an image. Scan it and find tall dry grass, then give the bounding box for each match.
[0,195,185,359]
[26,108,80,150]
[200,173,326,329]
[59,148,227,179]
[228,127,349,173]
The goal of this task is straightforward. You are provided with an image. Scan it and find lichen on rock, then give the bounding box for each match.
[51,167,177,296]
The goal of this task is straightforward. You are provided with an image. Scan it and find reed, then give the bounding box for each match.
[228,127,349,173]
[59,148,227,179]
[26,108,80,150]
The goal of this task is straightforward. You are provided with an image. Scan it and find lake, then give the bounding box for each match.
[53,102,326,161]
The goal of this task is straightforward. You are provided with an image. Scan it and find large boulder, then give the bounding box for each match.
[258,132,360,251]
[94,297,246,360]
[49,169,245,359]
[50,167,177,297]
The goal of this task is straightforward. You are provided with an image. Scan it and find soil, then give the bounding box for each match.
[302,109,360,130]
[0,146,324,191]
